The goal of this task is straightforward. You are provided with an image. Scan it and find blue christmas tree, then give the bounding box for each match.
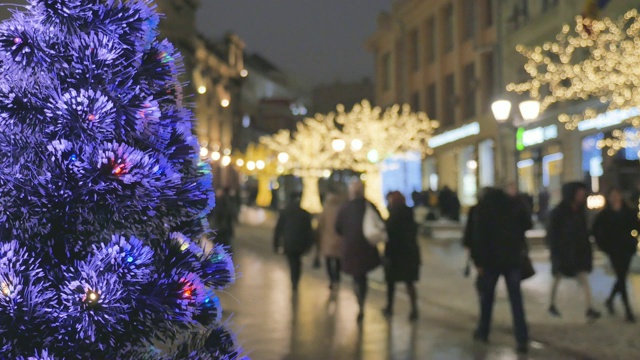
[0,1,243,358]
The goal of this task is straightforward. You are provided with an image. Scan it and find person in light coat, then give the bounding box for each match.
[317,191,346,290]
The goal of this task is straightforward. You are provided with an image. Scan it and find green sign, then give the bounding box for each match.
[516,127,525,151]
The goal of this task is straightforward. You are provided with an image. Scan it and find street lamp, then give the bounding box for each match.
[491,100,512,122]
[491,99,541,124]
[490,98,541,185]
[519,100,541,121]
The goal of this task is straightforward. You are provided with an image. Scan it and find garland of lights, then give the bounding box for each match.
[508,9,640,154]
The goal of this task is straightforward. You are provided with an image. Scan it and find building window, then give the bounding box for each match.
[426,83,437,119]
[408,29,419,72]
[425,17,436,63]
[442,74,455,126]
[521,0,529,19]
[462,0,475,41]
[443,4,454,53]
[382,52,392,92]
[463,62,476,119]
[411,91,420,111]
[481,52,494,113]
[483,0,493,27]
[541,0,559,13]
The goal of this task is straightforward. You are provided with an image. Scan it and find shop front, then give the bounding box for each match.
[515,123,563,209]
[578,108,640,199]
[427,122,494,208]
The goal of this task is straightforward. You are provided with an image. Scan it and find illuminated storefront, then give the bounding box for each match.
[427,122,494,207]
[516,123,563,207]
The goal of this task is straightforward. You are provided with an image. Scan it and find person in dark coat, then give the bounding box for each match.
[462,188,490,311]
[382,191,420,321]
[470,187,532,354]
[547,182,601,321]
[335,180,381,323]
[274,192,313,292]
[593,187,640,322]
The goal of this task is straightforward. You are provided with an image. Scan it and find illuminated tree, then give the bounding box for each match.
[260,116,336,213]
[328,101,437,217]
[234,143,280,208]
[261,100,437,217]
[508,9,640,152]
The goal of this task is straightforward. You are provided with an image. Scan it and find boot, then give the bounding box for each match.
[382,306,392,318]
[626,312,636,323]
[605,298,615,315]
[586,308,601,322]
[548,304,562,317]
[409,309,418,322]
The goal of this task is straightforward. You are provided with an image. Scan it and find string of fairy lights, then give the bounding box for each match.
[508,9,640,156]
[510,8,640,221]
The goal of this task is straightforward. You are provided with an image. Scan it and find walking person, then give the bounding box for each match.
[469,187,532,354]
[593,187,640,322]
[335,180,382,323]
[462,188,489,310]
[316,190,346,291]
[547,182,601,321]
[273,192,314,292]
[382,191,420,321]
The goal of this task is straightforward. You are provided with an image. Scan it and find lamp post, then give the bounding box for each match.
[491,99,541,186]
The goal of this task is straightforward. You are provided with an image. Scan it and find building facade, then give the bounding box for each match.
[233,53,308,151]
[311,79,374,114]
[156,0,245,188]
[368,0,497,207]
[499,0,640,207]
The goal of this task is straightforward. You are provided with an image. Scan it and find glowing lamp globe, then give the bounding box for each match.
[491,100,512,122]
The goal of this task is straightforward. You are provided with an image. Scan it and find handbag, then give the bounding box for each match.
[362,202,388,246]
[520,253,535,281]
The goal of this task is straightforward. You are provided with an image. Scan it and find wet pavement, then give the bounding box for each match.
[219,224,640,360]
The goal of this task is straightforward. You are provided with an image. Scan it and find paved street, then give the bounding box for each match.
[218,223,640,360]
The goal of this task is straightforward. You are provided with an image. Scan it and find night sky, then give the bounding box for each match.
[196,0,391,88]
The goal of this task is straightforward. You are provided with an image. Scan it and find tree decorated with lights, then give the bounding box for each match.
[261,100,437,217]
[233,143,281,208]
[328,101,437,217]
[508,9,640,153]
[0,1,243,359]
[260,115,336,213]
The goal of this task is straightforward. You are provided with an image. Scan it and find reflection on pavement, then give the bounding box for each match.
[218,226,585,360]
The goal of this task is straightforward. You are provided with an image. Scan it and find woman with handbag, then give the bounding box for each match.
[335,180,382,323]
[382,191,420,321]
[593,187,640,322]
[470,187,532,354]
